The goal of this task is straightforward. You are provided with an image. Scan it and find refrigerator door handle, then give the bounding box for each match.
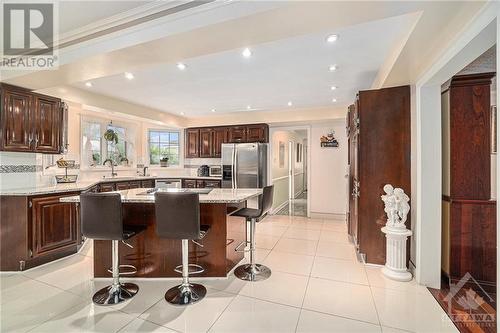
[234,147,238,189]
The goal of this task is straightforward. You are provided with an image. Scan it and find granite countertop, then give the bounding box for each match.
[0,175,222,196]
[60,188,262,204]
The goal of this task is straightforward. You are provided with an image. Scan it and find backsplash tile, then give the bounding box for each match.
[0,165,43,173]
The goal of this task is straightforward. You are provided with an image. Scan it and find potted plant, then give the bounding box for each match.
[103,128,119,144]
[160,156,169,167]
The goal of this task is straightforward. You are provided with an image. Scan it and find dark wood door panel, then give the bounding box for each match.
[1,88,33,151]
[228,126,247,143]
[116,182,130,190]
[33,95,61,153]
[99,183,115,192]
[246,124,268,142]
[182,179,197,188]
[31,195,78,258]
[199,128,213,158]
[213,127,227,158]
[185,129,200,158]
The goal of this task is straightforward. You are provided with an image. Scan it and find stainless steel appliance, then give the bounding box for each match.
[222,143,268,189]
[155,179,181,189]
[209,165,222,177]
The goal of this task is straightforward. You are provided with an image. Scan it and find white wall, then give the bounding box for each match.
[310,120,348,217]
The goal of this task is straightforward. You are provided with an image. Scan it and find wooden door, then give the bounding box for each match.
[213,127,227,158]
[246,124,268,142]
[228,126,247,143]
[33,95,61,153]
[185,129,200,158]
[0,86,33,152]
[31,194,79,258]
[199,128,213,158]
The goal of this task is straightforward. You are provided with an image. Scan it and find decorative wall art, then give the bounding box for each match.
[296,143,302,162]
[279,141,285,168]
[320,131,339,148]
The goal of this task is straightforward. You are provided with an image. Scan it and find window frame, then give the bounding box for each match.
[147,129,181,168]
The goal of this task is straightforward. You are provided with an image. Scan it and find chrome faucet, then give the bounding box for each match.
[103,158,117,177]
[143,166,149,177]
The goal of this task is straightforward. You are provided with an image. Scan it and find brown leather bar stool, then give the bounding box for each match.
[80,192,146,305]
[154,191,207,305]
[233,185,274,282]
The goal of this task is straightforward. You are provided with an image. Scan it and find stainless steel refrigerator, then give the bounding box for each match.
[222,143,268,189]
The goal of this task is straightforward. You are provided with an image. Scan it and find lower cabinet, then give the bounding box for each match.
[182,179,197,188]
[99,183,115,192]
[31,194,80,259]
[182,179,221,188]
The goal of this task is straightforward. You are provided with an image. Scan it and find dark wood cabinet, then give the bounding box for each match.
[185,129,200,158]
[182,179,197,188]
[204,180,221,188]
[129,181,141,189]
[185,124,268,158]
[228,126,247,143]
[199,128,213,158]
[141,180,155,188]
[115,182,130,191]
[99,183,115,192]
[347,86,411,265]
[33,95,61,153]
[246,124,268,143]
[0,84,62,154]
[31,195,79,259]
[213,127,228,158]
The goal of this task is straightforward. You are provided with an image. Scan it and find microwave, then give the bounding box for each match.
[209,165,222,177]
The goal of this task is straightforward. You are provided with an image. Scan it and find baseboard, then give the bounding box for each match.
[310,212,346,220]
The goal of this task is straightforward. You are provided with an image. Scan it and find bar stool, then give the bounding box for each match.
[80,192,145,305]
[233,185,274,282]
[154,191,207,305]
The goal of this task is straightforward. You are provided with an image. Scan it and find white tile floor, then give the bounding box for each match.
[0,215,458,333]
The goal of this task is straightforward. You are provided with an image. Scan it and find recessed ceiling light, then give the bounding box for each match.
[180,111,185,116]
[329,65,338,72]
[287,101,293,106]
[124,72,134,80]
[331,86,338,91]
[326,34,338,43]
[242,48,252,58]
[246,105,251,110]
[177,63,187,70]
[211,109,216,113]
[85,82,93,87]
[332,98,337,103]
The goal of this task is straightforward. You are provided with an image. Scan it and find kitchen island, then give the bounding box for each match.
[61,188,262,278]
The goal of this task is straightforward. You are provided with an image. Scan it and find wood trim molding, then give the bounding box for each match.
[450,72,496,87]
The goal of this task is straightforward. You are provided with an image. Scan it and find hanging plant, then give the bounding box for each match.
[104,129,119,144]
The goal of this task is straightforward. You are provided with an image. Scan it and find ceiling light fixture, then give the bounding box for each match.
[242,48,252,58]
[124,72,134,80]
[331,86,337,91]
[211,109,216,113]
[246,105,251,110]
[332,98,337,103]
[326,34,338,43]
[180,112,185,116]
[177,63,187,70]
[329,65,338,72]
[287,101,293,106]
[85,82,93,87]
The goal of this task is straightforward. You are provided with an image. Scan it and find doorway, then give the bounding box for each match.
[269,127,309,217]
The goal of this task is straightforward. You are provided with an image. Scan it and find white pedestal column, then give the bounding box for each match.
[381,226,412,281]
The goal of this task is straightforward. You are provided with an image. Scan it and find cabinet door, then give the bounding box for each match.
[33,95,61,153]
[204,180,221,188]
[185,129,200,158]
[228,126,247,143]
[182,179,197,188]
[0,86,33,152]
[196,180,205,188]
[141,180,155,188]
[31,194,79,258]
[246,124,268,143]
[99,183,115,192]
[199,128,213,158]
[213,127,227,158]
[129,181,141,189]
[116,182,130,190]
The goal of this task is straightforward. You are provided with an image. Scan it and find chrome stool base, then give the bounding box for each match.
[92,282,139,305]
[234,264,271,282]
[165,283,207,305]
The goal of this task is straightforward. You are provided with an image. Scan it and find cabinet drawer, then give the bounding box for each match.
[204,180,221,188]
[182,179,197,188]
[129,181,141,189]
[196,180,205,188]
[141,180,155,188]
[99,183,115,192]
[115,182,130,190]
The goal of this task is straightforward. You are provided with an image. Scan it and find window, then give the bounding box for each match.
[82,121,102,166]
[148,130,180,166]
[106,124,128,165]
[81,118,132,168]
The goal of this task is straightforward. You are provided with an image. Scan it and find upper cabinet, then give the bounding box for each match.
[184,123,268,158]
[0,84,63,154]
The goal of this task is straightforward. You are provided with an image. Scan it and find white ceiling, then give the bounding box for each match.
[70,13,416,117]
